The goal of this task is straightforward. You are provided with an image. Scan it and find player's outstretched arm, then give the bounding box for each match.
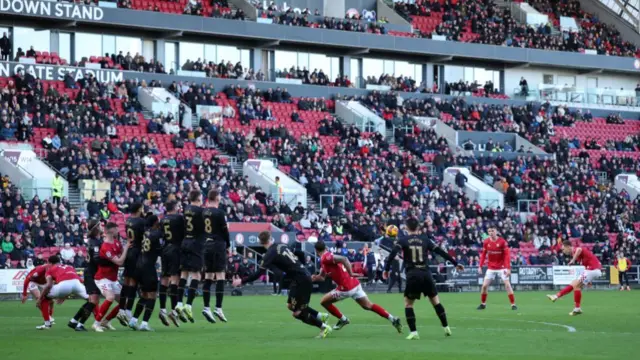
[333,255,355,277]
[432,246,460,267]
[311,269,326,282]
[384,245,400,273]
[240,267,267,286]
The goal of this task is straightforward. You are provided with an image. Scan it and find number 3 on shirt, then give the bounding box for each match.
[186,216,193,232]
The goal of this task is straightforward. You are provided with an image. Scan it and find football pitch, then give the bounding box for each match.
[1,291,639,360]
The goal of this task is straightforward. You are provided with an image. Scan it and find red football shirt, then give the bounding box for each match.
[320,252,360,291]
[479,237,511,270]
[96,241,123,281]
[575,247,602,270]
[22,265,48,295]
[46,265,80,283]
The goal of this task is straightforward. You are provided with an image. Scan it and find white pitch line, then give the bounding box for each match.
[461,316,577,333]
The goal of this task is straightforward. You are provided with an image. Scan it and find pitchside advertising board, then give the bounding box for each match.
[232,231,296,247]
[0,62,124,83]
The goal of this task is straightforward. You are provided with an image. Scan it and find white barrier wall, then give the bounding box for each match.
[0,143,68,199]
[243,159,307,208]
[615,174,640,200]
[443,167,504,209]
[138,87,180,120]
[336,100,386,135]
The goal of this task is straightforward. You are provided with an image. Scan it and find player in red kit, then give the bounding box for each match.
[547,241,602,315]
[22,264,55,328]
[38,257,89,330]
[477,225,517,310]
[94,222,131,331]
[312,241,403,333]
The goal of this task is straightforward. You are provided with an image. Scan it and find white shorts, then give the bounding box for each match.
[95,279,122,296]
[578,269,602,285]
[330,284,367,301]
[28,283,43,292]
[484,269,509,282]
[49,279,88,300]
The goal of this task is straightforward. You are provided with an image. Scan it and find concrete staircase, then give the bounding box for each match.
[68,183,82,210]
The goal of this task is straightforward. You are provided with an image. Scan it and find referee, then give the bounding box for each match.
[615,252,631,291]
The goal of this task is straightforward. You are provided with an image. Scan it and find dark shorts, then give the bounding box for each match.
[136,265,159,293]
[287,275,313,312]
[161,245,181,277]
[404,269,438,300]
[204,241,227,273]
[122,248,140,278]
[180,240,203,272]
[83,274,100,296]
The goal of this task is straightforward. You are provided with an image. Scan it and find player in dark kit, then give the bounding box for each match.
[129,215,163,331]
[233,231,333,339]
[120,203,146,322]
[159,200,185,327]
[202,189,230,323]
[67,219,103,332]
[175,190,205,323]
[384,218,463,340]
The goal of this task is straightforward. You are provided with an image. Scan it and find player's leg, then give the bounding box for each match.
[623,272,631,291]
[478,272,493,309]
[158,277,171,327]
[503,275,517,310]
[403,296,419,340]
[37,295,52,330]
[213,271,227,322]
[184,270,201,323]
[291,279,331,338]
[202,272,216,323]
[95,280,116,323]
[427,294,451,336]
[175,269,189,322]
[320,291,346,329]
[139,289,157,331]
[168,274,181,326]
[354,291,402,333]
[69,300,97,331]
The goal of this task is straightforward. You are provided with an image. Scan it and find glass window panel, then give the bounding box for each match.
[330,57,340,81]
[75,32,101,61]
[101,35,115,57]
[414,64,423,83]
[363,58,383,79]
[142,40,154,62]
[383,60,394,75]
[204,45,216,64]
[179,42,204,65]
[14,27,50,56]
[308,53,327,74]
[240,49,250,67]
[350,58,361,83]
[116,36,141,58]
[217,45,239,64]
[394,61,412,79]
[463,67,474,82]
[297,52,309,70]
[444,65,463,83]
[165,42,177,73]
[274,50,296,72]
[59,33,71,63]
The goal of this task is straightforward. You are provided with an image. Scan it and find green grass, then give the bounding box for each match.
[1,291,639,360]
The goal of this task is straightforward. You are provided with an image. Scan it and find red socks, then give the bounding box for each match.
[96,300,113,322]
[49,301,54,316]
[508,293,515,305]
[574,290,582,308]
[556,285,574,298]
[371,304,390,319]
[325,304,343,319]
[481,293,487,304]
[106,305,121,321]
[40,300,50,322]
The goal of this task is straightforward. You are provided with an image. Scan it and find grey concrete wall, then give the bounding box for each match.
[229,0,259,20]
[376,0,411,26]
[578,0,640,47]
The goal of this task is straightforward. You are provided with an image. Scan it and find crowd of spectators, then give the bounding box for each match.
[117,0,246,20]
[181,59,266,81]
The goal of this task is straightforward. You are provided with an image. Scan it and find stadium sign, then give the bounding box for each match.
[0,269,29,293]
[0,0,104,20]
[230,231,296,247]
[447,266,481,285]
[0,62,123,83]
[517,266,553,285]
